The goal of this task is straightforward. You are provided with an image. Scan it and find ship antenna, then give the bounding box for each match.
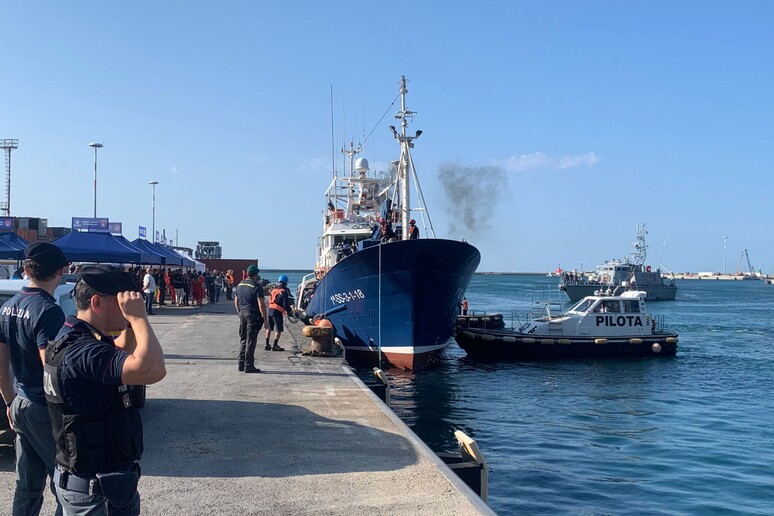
[633,223,648,266]
[330,86,336,180]
[390,75,421,240]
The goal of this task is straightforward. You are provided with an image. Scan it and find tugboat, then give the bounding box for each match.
[559,224,677,301]
[296,76,481,370]
[455,291,678,360]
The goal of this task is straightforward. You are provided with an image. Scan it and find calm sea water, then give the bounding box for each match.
[277,271,774,515]
[385,276,774,515]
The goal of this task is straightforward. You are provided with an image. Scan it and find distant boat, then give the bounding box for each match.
[296,76,480,370]
[558,224,677,302]
[546,265,563,277]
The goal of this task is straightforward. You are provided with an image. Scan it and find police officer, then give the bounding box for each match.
[234,265,267,373]
[265,275,292,352]
[45,265,166,515]
[0,242,69,516]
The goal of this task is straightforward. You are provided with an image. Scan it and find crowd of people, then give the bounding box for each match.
[120,267,238,311]
[1,246,298,515]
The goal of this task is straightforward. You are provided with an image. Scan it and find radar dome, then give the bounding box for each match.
[354,157,370,173]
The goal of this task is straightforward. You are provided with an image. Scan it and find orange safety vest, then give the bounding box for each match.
[462,299,468,310]
[269,287,288,315]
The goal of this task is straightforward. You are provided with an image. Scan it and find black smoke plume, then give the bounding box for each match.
[437,161,505,238]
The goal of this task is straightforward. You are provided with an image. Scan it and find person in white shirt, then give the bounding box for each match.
[142,269,156,315]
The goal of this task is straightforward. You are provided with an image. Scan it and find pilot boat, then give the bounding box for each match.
[296,76,480,370]
[454,290,678,360]
[559,224,677,301]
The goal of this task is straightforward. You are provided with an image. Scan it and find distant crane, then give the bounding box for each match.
[0,139,18,216]
[736,249,757,278]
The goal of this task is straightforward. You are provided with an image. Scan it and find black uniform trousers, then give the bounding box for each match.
[238,310,263,367]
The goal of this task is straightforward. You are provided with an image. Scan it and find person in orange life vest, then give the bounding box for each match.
[461,296,469,315]
[379,219,395,242]
[408,219,419,240]
[265,275,293,351]
[225,270,235,300]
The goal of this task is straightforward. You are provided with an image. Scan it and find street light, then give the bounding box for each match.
[723,236,728,275]
[88,142,104,217]
[149,180,159,241]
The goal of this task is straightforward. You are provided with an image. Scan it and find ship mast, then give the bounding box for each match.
[633,223,648,266]
[389,75,421,240]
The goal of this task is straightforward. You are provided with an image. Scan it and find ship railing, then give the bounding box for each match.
[528,286,566,321]
[652,314,667,333]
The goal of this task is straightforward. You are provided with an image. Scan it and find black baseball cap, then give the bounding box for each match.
[25,242,69,269]
[78,265,137,294]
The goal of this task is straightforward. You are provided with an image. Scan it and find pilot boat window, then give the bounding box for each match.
[569,299,595,313]
[593,300,620,313]
[623,300,640,313]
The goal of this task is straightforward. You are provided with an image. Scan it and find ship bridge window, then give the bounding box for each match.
[623,300,640,313]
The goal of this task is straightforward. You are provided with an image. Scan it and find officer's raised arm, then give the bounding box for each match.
[117,291,166,385]
[72,266,165,385]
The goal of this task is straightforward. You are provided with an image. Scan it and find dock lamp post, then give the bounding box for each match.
[88,142,104,217]
[723,236,728,275]
[149,180,159,241]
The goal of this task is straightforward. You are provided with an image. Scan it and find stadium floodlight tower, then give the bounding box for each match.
[0,139,19,217]
[89,142,104,217]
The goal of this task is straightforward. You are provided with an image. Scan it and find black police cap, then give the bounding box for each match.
[25,242,69,269]
[78,265,137,295]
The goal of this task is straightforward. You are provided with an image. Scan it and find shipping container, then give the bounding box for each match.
[200,259,258,276]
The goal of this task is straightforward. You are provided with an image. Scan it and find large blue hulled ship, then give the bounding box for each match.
[297,77,480,369]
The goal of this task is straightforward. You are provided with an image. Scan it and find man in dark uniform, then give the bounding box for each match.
[234,265,267,373]
[265,275,292,352]
[408,219,419,240]
[0,242,69,516]
[44,265,166,515]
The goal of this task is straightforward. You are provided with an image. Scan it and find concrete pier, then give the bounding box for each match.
[0,302,493,515]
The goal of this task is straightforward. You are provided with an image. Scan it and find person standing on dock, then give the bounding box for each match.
[234,265,267,373]
[142,268,156,315]
[225,270,235,300]
[0,242,69,516]
[265,275,292,352]
[45,265,166,516]
[461,296,469,315]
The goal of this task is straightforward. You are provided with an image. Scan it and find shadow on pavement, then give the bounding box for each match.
[141,398,418,478]
[0,442,14,472]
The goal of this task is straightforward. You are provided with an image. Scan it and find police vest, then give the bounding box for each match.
[269,287,287,315]
[44,323,143,475]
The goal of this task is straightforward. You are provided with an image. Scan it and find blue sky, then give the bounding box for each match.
[1,2,772,273]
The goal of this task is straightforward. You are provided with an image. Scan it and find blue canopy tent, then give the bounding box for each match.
[148,242,186,267]
[51,231,149,263]
[0,238,25,260]
[130,239,170,265]
[0,232,30,251]
[168,248,197,268]
[113,235,162,265]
